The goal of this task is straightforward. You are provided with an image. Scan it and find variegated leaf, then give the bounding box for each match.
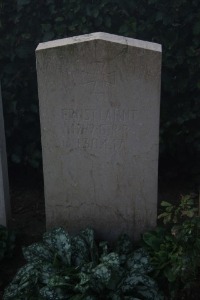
[23,242,53,263]
[71,235,89,266]
[100,252,120,270]
[43,227,71,266]
[39,286,68,300]
[92,263,111,285]
[126,248,153,273]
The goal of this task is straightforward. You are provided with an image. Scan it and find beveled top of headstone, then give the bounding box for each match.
[36,32,161,53]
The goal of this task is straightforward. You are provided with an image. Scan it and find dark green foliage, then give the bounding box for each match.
[143,194,200,299]
[3,228,163,299]
[0,225,15,262]
[0,0,200,171]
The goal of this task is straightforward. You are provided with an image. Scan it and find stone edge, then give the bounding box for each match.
[36,32,162,53]
[0,82,10,226]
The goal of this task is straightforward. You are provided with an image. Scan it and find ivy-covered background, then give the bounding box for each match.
[0,0,200,178]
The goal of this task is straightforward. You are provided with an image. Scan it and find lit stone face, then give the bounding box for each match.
[36,32,162,240]
[0,83,10,226]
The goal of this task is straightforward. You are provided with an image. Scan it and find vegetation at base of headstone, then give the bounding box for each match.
[0,1,200,174]
[0,225,15,262]
[3,228,163,300]
[143,194,200,299]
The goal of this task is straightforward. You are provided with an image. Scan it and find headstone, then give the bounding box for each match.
[0,82,10,226]
[36,32,162,241]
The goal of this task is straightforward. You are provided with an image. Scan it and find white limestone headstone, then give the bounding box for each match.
[0,82,10,226]
[36,32,162,241]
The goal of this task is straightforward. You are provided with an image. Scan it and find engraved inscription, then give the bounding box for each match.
[66,138,126,152]
[62,108,135,152]
[62,108,135,123]
[76,70,116,86]
[65,124,128,137]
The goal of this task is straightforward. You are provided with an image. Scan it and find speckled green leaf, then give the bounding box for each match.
[71,235,89,266]
[43,227,71,266]
[39,286,67,299]
[116,234,133,255]
[82,296,98,300]
[121,272,162,299]
[38,262,58,284]
[92,263,111,284]
[3,264,39,299]
[99,241,109,256]
[121,272,143,293]
[3,228,162,299]
[123,296,141,300]
[79,228,98,263]
[100,252,120,270]
[74,272,90,293]
[69,295,83,300]
[136,285,163,300]
[3,283,19,300]
[79,228,94,247]
[13,263,37,281]
[48,275,71,287]
[109,294,121,300]
[114,234,133,265]
[23,242,53,263]
[126,248,153,273]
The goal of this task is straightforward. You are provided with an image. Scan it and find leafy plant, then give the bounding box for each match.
[143,194,200,299]
[0,225,15,262]
[3,227,163,300]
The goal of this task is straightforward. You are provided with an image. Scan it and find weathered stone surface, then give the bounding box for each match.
[0,82,10,226]
[36,32,162,240]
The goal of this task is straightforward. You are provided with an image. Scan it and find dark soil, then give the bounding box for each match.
[0,167,45,298]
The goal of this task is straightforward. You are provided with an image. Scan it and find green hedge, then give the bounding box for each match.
[0,0,200,173]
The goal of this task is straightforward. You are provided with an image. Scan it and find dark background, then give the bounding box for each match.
[0,0,200,183]
[1,2,200,296]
